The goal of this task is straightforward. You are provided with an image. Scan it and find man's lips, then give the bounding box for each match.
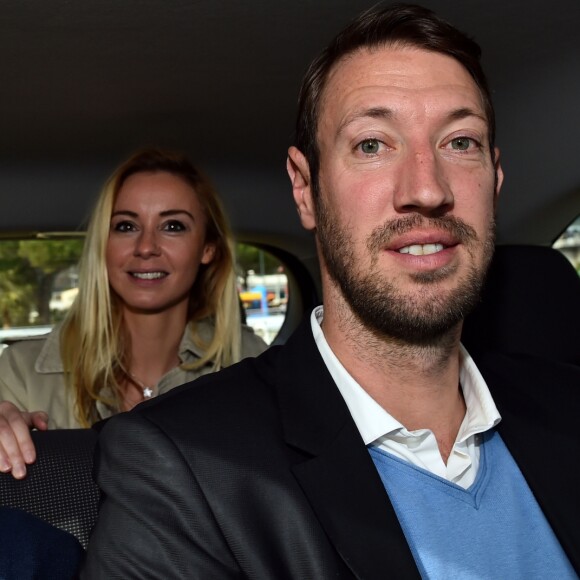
[388,229,459,256]
[397,243,445,256]
[368,215,478,256]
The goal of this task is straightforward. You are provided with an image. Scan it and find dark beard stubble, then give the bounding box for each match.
[315,194,495,346]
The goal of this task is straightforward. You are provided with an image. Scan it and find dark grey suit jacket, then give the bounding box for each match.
[83,320,580,579]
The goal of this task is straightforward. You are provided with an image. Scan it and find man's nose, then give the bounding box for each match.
[134,229,161,257]
[393,149,454,216]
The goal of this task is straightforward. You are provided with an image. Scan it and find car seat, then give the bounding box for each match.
[0,428,99,549]
[462,244,580,366]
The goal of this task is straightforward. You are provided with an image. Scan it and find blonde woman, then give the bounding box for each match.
[0,148,267,478]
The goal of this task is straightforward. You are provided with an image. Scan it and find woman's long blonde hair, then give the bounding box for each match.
[60,148,241,426]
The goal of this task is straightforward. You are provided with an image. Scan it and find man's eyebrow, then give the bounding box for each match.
[336,107,395,137]
[335,106,488,137]
[446,107,487,125]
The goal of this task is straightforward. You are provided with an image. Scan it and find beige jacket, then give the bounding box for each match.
[0,320,267,428]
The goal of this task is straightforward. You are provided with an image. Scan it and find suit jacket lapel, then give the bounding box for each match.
[478,352,580,573]
[272,324,580,576]
[274,320,420,580]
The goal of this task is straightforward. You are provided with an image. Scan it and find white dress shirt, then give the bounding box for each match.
[311,306,501,489]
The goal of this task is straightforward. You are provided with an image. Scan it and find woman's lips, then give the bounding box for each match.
[129,271,168,280]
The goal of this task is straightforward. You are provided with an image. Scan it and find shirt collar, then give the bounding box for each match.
[311,306,501,446]
[456,343,502,441]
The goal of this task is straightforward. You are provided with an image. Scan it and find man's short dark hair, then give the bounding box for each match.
[294,3,495,193]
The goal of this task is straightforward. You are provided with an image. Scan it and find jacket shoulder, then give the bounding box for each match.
[3,325,62,373]
[240,324,269,357]
[0,334,51,407]
[0,334,50,373]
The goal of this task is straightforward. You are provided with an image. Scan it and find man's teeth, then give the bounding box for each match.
[131,272,166,279]
[398,243,444,256]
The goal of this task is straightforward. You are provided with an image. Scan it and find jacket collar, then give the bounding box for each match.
[35,324,64,373]
[273,321,580,578]
[273,319,420,580]
[178,318,214,363]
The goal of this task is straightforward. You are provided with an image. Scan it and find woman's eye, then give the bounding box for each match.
[164,220,186,232]
[113,221,135,232]
[359,139,381,155]
[450,137,476,151]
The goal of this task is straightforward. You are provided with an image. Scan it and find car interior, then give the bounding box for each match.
[0,0,579,556]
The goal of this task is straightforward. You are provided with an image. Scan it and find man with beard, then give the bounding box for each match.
[84,4,580,579]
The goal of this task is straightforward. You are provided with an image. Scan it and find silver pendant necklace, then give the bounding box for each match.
[128,373,156,399]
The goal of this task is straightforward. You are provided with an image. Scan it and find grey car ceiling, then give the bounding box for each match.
[1,0,579,255]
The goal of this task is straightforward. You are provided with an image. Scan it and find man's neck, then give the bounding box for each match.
[320,300,466,463]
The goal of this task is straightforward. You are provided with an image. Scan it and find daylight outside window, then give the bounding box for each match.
[236,244,287,344]
[553,216,580,276]
[0,238,287,352]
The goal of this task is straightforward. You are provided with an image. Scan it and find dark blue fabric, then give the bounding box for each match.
[0,507,84,580]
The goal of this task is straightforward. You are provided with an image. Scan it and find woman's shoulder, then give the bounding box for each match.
[0,327,64,408]
[0,334,49,368]
[240,324,268,357]
[187,318,268,358]
[0,325,62,374]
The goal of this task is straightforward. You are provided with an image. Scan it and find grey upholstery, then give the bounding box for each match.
[0,428,99,549]
[462,244,580,366]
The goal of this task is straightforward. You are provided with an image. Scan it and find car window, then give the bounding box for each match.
[0,237,84,350]
[0,237,288,351]
[553,216,580,276]
[237,244,287,344]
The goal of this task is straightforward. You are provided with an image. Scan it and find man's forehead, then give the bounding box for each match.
[319,45,485,121]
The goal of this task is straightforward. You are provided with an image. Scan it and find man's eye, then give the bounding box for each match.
[450,137,475,151]
[164,220,186,232]
[359,139,381,155]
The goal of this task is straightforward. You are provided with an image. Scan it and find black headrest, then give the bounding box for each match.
[462,245,580,366]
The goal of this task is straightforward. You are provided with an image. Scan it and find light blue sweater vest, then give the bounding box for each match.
[369,430,577,579]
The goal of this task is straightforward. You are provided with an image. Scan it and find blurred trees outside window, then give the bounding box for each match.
[0,239,84,328]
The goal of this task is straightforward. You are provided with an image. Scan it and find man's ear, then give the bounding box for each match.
[287,146,317,231]
[493,147,504,209]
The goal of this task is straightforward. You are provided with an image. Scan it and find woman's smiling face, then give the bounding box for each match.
[106,170,215,316]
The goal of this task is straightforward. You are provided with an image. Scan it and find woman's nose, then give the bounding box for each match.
[134,229,161,257]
